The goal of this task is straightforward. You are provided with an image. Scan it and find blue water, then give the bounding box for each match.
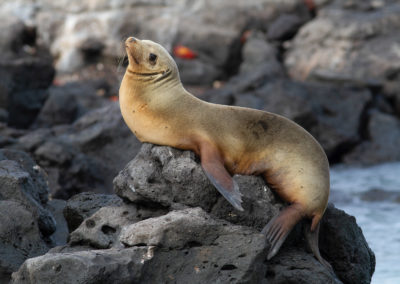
[330,162,400,284]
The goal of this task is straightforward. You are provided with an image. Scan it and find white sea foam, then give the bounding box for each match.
[330,162,400,284]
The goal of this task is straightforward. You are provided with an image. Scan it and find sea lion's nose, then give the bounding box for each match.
[125,37,138,47]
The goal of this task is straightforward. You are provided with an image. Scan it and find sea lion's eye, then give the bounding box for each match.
[149,53,157,64]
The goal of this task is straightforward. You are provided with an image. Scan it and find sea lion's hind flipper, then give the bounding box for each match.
[262,204,303,260]
[200,145,243,211]
[305,220,335,274]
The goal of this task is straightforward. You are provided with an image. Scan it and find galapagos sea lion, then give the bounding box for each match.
[119,37,332,270]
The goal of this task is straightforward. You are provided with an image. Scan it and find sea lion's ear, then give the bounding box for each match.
[200,143,243,211]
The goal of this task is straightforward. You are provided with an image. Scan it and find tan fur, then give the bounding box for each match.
[120,38,331,267]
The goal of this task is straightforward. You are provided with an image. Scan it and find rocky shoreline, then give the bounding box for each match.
[2,144,374,283]
[1,0,398,282]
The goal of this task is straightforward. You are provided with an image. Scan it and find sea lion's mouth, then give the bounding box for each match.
[126,48,140,65]
[125,41,141,65]
[127,69,171,81]
[127,70,163,76]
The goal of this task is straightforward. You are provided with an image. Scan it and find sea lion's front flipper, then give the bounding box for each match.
[262,204,303,259]
[200,144,243,211]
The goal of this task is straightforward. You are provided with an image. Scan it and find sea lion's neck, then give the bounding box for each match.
[120,68,204,148]
[120,67,204,124]
[122,68,185,102]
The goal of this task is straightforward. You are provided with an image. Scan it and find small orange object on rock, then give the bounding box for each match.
[109,96,119,102]
[173,45,197,59]
[240,30,252,44]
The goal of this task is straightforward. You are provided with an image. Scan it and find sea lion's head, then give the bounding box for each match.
[124,37,179,83]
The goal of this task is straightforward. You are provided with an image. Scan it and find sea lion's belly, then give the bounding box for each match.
[218,127,329,214]
[263,149,329,214]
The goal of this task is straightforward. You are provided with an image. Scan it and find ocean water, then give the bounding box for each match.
[330,162,400,284]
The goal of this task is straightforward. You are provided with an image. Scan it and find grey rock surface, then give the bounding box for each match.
[267,13,305,41]
[60,103,142,196]
[0,149,48,201]
[114,144,220,211]
[63,192,123,232]
[0,108,8,123]
[69,203,166,249]
[119,207,235,249]
[344,111,400,164]
[32,137,102,199]
[113,144,374,283]
[124,208,269,284]
[0,13,55,128]
[0,55,55,128]
[239,32,281,75]
[0,124,27,148]
[320,204,376,284]
[285,0,400,87]
[0,14,26,58]
[38,84,79,126]
[12,208,270,284]
[9,143,375,283]
[0,201,49,284]
[11,247,150,284]
[0,0,308,83]
[12,103,142,198]
[299,83,371,159]
[0,150,54,282]
[264,248,339,284]
[46,199,69,246]
[383,70,400,117]
[175,58,220,85]
[0,149,56,236]
[33,81,108,128]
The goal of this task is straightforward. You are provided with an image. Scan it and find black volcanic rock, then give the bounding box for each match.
[12,103,142,199]
[63,192,123,232]
[9,144,375,283]
[0,150,55,283]
[0,149,56,236]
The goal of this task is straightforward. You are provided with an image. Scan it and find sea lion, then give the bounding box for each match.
[119,37,332,271]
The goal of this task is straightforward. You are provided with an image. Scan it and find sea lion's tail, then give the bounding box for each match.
[305,216,335,275]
